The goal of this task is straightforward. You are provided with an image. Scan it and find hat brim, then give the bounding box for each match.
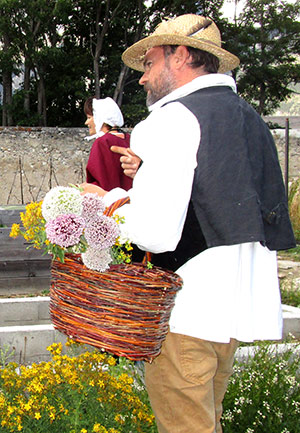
[122,34,240,74]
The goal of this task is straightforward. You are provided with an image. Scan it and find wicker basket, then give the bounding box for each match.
[50,197,183,362]
[50,254,182,362]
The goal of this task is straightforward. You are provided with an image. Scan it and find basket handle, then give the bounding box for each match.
[104,196,130,217]
[104,197,152,265]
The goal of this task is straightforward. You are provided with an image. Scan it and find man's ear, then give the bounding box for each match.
[172,46,190,69]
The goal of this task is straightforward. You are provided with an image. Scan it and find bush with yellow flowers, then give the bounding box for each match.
[0,340,157,433]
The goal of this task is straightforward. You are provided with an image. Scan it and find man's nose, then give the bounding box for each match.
[139,72,147,86]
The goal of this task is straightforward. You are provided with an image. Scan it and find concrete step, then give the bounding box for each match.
[0,297,299,364]
[0,324,67,364]
[0,296,50,326]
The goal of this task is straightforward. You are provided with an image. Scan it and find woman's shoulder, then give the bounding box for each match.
[92,131,130,148]
[108,131,130,147]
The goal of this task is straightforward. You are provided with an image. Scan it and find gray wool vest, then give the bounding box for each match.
[151,86,295,272]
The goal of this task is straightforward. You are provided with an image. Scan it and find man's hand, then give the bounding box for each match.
[111,146,141,179]
[80,182,107,197]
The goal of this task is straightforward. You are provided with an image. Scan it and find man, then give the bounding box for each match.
[83,14,296,433]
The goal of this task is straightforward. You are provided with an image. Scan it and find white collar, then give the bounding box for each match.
[148,73,237,112]
[84,131,105,141]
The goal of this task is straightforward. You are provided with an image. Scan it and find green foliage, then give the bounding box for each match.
[288,177,300,242]
[122,87,148,128]
[222,341,300,433]
[0,0,300,125]
[281,285,300,308]
[0,345,15,368]
[0,339,299,433]
[280,245,300,262]
[10,89,42,126]
[0,341,158,433]
[233,0,300,115]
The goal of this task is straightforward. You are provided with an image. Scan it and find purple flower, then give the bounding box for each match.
[81,193,106,224]
[46,214,85,247]
[85,215,120,249]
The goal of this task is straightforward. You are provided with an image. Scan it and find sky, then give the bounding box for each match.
[221,0,245,21]
[221,0,299,22]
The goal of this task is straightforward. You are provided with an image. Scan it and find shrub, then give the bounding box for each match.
[222,341,300,433]
[0,341,157,433]
[288,177,300,242]
[280,281,300,308]
[1,340,299,433]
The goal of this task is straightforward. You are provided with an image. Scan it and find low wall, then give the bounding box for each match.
[0,125,299,205]
[0,127,90,205]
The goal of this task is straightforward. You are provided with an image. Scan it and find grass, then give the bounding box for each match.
[281,286,300,308]
[279,245,300,262]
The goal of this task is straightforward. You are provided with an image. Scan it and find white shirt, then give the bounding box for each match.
[104,73,282,343]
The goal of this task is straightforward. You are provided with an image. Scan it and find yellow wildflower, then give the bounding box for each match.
[65,338,79,347]
[23,402,31,411]
[7,406,14,416]
[48,406,56,421]
[114,414,125,425]
[107,357,116,367]
[98,380,105,388]
[34,412,41,420]
[9,223,21,237]
[93,424,108,433]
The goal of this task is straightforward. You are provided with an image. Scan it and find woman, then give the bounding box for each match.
[84,96,132,191]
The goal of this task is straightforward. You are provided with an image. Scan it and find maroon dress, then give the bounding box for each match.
[86,132,132,191]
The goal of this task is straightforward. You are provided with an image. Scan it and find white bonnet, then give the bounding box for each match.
[92,97,124,137]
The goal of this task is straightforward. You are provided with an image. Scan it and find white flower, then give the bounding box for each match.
[81,247,112,272]
[42,186,83,222]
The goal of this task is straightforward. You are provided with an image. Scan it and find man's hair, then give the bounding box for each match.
[163,45,219,73]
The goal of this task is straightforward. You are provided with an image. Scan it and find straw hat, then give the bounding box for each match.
[122,14,240,73]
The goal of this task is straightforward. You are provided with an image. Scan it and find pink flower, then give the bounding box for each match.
[84,215,120,249]
[81,247,112,272]
[46,214,85,247]
[81,193,106,224]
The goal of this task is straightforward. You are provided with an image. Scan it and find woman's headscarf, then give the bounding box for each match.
[86,97,124,140]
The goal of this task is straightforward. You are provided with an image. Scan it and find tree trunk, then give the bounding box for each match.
[113,64,129,105]
[114,0,144,105]
[94,57,101,99]
[37,75,47,126]
[93,0,122,97]
[93,0,110,98]
[258,82,266,115]
[258,2,266,115]
[23,62,31,113]
[2,33,13,126]
[2,71,13,126]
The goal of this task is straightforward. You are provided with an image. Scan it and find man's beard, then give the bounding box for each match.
[145,67,176,106]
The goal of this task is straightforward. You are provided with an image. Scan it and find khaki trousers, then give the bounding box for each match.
[145,332,238,433]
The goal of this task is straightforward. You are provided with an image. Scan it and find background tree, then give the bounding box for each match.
[234,0,300,115]
[0,0,23,125]
[0,0,299,126]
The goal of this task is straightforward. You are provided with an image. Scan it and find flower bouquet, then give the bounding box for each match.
[10,186,183,362]
[10,186,131,272]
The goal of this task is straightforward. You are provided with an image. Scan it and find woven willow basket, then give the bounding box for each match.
[50,255,182,362]
[50,198,183,362]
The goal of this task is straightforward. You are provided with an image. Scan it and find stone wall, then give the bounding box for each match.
[0,127,90,205]
[0,125,299,205]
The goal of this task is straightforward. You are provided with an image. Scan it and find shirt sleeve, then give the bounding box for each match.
[105,102,200,253]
